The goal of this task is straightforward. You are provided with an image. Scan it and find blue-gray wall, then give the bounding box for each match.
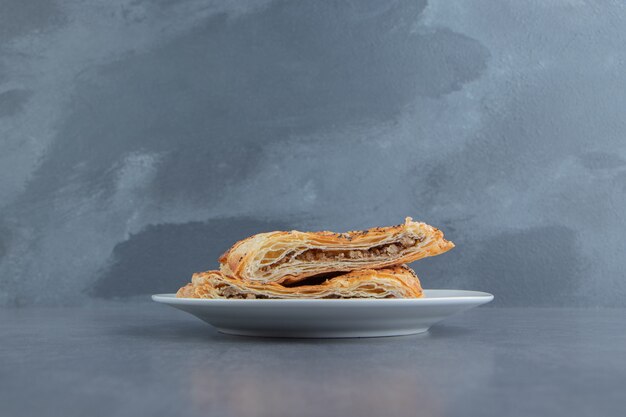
[1,0,624,306]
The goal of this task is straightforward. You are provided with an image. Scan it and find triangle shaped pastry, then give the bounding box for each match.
[176,265,423,299]
[219,217,453,285]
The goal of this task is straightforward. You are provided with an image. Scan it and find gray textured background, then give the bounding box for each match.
[0,0,624,307]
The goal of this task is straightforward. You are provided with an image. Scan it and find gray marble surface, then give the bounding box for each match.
[1,304,625,417]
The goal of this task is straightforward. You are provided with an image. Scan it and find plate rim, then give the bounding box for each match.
[152,289,494,306]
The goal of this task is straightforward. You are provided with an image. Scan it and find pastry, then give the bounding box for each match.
[219,217,453,285]
[176,265,423,299]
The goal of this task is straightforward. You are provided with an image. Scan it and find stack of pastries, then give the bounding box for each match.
[176,217,454,299]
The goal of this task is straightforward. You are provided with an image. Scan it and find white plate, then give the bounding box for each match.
[152,290,493,338]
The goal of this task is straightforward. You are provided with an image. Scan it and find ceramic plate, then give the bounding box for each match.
[152,290,493,338]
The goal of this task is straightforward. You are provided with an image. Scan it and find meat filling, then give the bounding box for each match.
[295,235,419,262]
[217,285,269,299]
[261,234,422,272]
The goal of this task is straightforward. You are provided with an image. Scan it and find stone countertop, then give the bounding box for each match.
[1,303,625,417]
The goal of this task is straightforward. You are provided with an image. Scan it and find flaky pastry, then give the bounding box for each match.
[219,217,453,285]
[176,266,423,299]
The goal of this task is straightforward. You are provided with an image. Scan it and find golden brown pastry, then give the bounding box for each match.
[219,217,453,285]
[176,266,423,299]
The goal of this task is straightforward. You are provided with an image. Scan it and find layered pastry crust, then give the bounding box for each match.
[176,266,423,299]
[219,217,454,285]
